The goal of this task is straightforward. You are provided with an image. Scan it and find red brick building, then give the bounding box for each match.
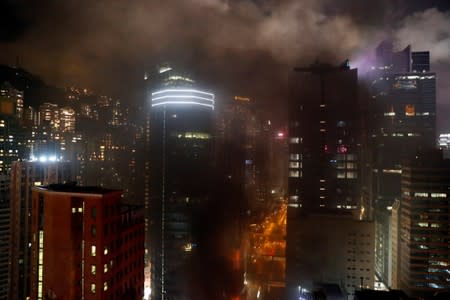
[30,184,144,300]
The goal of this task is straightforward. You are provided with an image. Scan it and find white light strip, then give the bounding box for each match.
[151,101,214,110]
[152,95,214,103]
[152,89,214,97]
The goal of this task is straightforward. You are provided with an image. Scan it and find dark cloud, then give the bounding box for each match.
[0,0,449,128]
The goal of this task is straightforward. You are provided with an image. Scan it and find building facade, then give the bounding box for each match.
[367,41,436,287]
[9,161,71,300]
[396,151,450,296]
[0,175,10,300]
[30,184,144,300]
[144,66,214,299]
[288,61,361,212]
[286,211,375,299]
[287,61,367,299]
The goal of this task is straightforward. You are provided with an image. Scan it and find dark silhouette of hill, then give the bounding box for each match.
[0,64,65,107]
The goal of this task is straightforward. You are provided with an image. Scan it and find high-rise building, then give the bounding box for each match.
[29,184,144,300]
[59,107,76,133]
[394,150,450,297]
[9,161,71,300]
[411,51,430,73]
[38,102,59,127]
[0,175,10,300]
[215,96,257,205]
[0,82,24,120]
[214,95,254,276]
[0,92,28,173]
[144,66,214,299]
[0,82,27,300]
[367,41,436,287]
[286,61,365,299]
[288,61,361,212]
[286,210,375,299]
[438,133,450,149]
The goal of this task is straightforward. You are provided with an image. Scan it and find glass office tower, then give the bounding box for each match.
[144,66,214,300]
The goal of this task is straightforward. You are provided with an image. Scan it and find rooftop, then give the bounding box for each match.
[37,183,120,195]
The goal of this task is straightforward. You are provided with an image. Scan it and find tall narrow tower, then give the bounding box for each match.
[144,66,214,300]
[288,61,360,213]
[286,61,363,297]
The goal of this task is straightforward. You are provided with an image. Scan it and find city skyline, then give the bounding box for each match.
[0,1,449,131]
[1,2,450,300]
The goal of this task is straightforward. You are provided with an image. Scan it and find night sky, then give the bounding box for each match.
[1,0,449,129]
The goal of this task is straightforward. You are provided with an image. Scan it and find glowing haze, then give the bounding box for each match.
[0,0,449,128]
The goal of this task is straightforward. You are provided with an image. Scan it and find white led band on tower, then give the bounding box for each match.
[151,89,215,110]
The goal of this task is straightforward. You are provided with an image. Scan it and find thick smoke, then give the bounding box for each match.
[0,1,449,298]
[394,8,450,131]
[0,1,448,120]
[0,1,393,90]
[395,8,450,63]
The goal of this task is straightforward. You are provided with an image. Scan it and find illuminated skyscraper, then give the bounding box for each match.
[393,151,450,297]
[38,102,59,127]
[59,107,76,133]
[367,41,436,287]
[0,84,28,174]
[0,82,24,120]
[144,66,214,300]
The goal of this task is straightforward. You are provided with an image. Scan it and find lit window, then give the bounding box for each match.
[104,281,108,291]
[104,263,108,273]
[289,162,299,168]
[91,283,96,293]
[290,137,299,144]
[414,192,428,198]
[346,154,356,161]
[91,245,96,257]
[346,162,356,169]
[431,193,446,198]
[346,172,357,179]
[289,195,299,202]
[91,265,96,275]
[104,247,108,255]
[290,154,299,160]
[289,170,299,178]
[405,104,415,116]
